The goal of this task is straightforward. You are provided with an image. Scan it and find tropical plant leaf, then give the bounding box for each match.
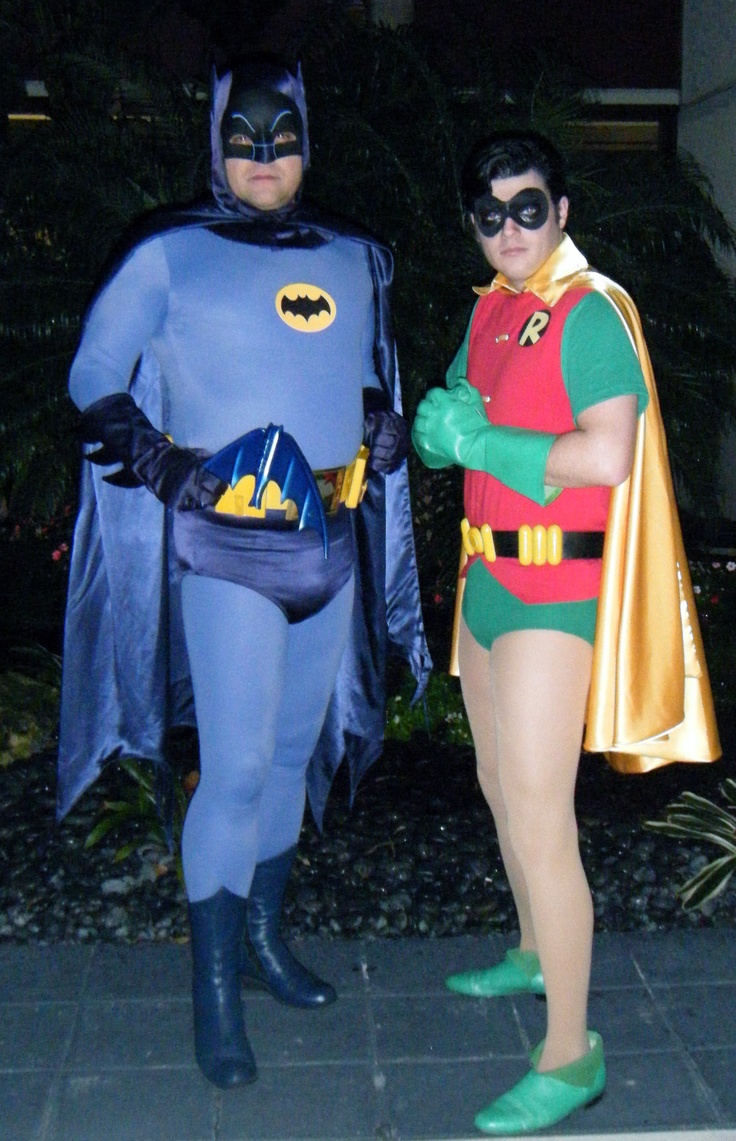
[642,822,736,855]
[119,759,156,788]
[644,791,736,841]
[644,819,705,839]
[677,790,736,816]
[677,854,736,911]
[647,813,736,844]
[84,816,120,848]
[720,779,736,807]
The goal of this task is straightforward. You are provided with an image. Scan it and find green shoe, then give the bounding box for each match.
[446,949,545,997]
[474,1031,606,1135]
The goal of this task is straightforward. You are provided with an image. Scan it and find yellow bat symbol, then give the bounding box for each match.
[276,283,336,332]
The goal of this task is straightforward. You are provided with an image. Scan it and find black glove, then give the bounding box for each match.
[79,392,226,510]
[362,388,410,475]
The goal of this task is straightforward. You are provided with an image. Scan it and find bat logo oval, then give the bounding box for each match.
[276,283,336,332]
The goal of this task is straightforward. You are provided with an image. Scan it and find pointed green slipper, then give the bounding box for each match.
[474,1031,606,1135]
[445,949,545,997]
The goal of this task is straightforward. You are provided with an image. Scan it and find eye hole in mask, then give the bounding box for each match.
[474,188,550,238]
[221,88,303,164]
[225,125,299,162]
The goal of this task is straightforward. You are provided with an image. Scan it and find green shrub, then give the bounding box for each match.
[84,758,196,882]
[386,669,472,747]
[0,646,61,765]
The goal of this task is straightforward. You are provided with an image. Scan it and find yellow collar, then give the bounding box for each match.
[472,234,589,307]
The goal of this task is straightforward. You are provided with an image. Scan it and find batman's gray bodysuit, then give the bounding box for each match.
[65,224,392,899]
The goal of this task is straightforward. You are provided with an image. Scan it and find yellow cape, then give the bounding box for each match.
[448,236,721,771]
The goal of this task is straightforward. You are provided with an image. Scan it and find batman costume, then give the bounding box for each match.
[58,61,431,1089]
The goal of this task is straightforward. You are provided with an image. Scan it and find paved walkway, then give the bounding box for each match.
[2,928,735,1140]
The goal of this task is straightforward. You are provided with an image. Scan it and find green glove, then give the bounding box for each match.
[412,380,560,506]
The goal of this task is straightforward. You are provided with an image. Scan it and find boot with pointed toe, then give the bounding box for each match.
[446,949,545,997]
[475,1031,606,1135]
[189,888,257,1089]
[243,846,336,1007]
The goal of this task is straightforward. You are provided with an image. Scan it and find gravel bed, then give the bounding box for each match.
[2,733,736,944]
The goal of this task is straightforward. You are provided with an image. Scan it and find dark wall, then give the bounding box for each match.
[413,0,682,88]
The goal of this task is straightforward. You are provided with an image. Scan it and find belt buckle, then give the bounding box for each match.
[517,524,563,566]
[314,469,344,514]
[461,519,496,561]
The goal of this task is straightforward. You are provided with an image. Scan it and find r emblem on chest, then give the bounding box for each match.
[518,310,551,346]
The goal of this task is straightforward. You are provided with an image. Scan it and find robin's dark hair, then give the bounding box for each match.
[461,132,568,214]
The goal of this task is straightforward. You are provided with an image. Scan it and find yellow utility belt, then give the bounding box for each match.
[216,445,370,519]
[461,519,605,566]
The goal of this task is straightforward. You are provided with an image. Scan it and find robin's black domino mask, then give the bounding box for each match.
[473,188,550,237]
[221,87,304,164]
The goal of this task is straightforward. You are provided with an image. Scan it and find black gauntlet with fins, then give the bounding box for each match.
[79,392,226,510]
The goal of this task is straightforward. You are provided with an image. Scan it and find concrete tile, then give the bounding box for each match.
[247,993,372,1065]
[219,1062,376,1140]
[0,1002,76,1070]
[0,944,92,1001]
[67,999,193,1069]
[0,1070,56,1140]
[628,928,736,985]
[84,944,191,999]
[357,934,508,996]
[592,985,678,1053]
[569,1049,722,1132]
[516,985,676,1053]
[690,1048,736,1122]
[1,933,733,1140]
[377,1057,523,1140]
[655,983,736,1048]
[51,1069,214,1141]
[266,936,371,996]
[589,931,643,988]
[372,993,525,1062]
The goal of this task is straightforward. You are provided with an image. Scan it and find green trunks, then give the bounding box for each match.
[462,559,598,650]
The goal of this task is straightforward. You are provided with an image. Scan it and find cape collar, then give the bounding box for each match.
[472,233,589,307]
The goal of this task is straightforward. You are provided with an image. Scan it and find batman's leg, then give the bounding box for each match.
[180,575,290,902]
[242,576,355,1006]
[256,574,356,861]
[179,575,290,1084]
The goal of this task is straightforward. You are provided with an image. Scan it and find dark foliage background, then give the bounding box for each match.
[1,3,735,936]
[1,0,735,637]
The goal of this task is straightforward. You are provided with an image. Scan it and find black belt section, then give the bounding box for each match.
[492,530,605,559]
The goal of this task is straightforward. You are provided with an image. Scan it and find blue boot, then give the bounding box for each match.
[189,888,257,1089]
[243,846,337,1007]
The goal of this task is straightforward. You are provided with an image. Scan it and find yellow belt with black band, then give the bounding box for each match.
[461,518,604,566]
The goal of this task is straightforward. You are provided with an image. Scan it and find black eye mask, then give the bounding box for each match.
[473,188,550,237]
[221,87,303,164]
